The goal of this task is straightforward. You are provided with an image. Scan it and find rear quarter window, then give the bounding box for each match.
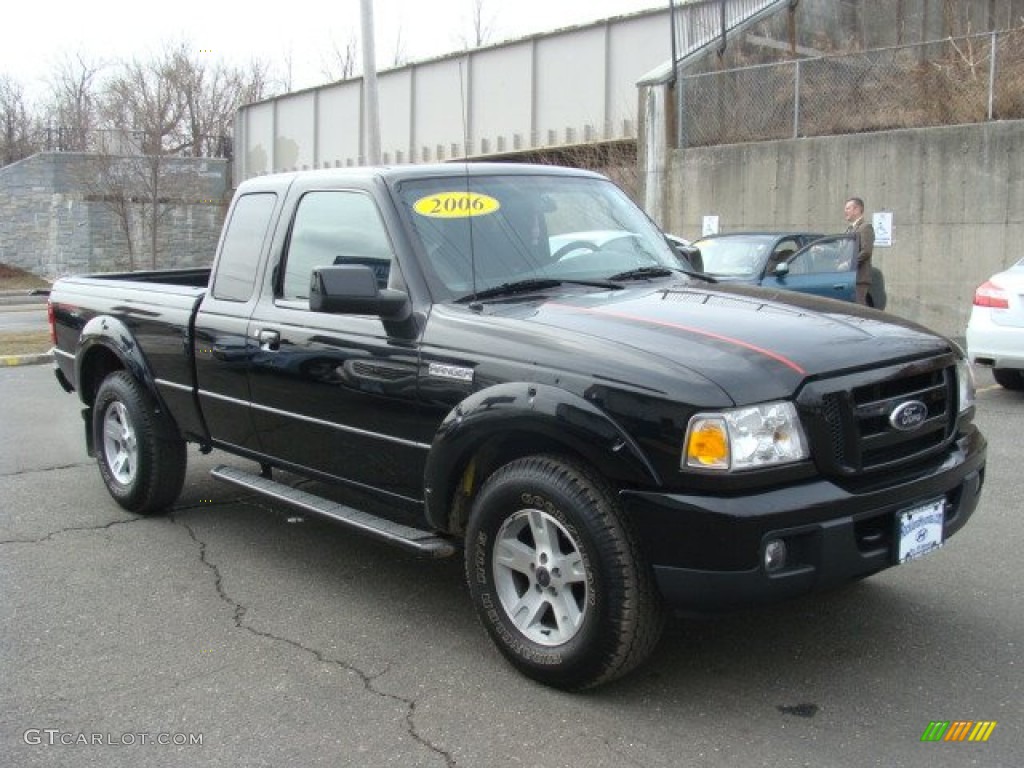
[211,193,278,302]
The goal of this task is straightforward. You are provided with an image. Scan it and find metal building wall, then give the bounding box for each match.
[234,7,672,181]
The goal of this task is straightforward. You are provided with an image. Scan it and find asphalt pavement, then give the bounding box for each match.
[0,292,50,367]
[1,363,1021,768]
[0,307,47,333]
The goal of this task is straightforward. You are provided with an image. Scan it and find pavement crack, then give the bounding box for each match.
[171,512,456,768]
[0,516,143,545]
[0,460,95,478]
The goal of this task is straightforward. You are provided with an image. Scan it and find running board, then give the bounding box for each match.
[210,465,457,558]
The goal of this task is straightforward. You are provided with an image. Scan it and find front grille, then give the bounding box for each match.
[801,355,957,476]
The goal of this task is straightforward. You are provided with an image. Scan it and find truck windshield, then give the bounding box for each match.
[395,174,682,299]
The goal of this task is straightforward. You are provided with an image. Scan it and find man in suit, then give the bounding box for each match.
[844,196,875,305]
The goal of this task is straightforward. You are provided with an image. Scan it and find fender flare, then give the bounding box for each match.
[75,315,166,411]
[423,381,661,531]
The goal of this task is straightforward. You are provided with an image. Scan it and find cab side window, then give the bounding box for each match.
[280,191,393,302]
[211,193,277,302]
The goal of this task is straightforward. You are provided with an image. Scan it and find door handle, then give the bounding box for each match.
[258,329,280,352]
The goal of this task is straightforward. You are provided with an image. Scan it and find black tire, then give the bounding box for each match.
[992,368,1024,391]
[93,371,187,515]
[464,455,663,690]
[869,267,887,310]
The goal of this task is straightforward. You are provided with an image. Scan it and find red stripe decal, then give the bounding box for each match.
[549,303,807,375]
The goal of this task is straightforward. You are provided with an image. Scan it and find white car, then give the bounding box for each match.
[966,256,1024,390]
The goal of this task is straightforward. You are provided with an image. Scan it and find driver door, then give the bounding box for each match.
[761,235,857,302]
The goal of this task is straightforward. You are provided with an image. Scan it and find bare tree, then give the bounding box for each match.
[100,49,190,267]
[280,46,295,93]
[45,52,105,152]
[322,34,361,81]
[0,76,41,166]
[76,153,140,270]
[391,24,408,68]
[460,0,498,49]
[170,43,259,157]
[240,57,275,104]
[61,46,274,270]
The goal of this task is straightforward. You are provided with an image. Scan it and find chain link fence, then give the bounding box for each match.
[678,27,1024,147]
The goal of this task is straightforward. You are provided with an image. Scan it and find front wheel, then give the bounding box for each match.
[465,455,663,690]
[992,368,1024,391]
[93,371,187,514]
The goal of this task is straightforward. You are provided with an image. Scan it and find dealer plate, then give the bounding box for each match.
[895,498,946,564]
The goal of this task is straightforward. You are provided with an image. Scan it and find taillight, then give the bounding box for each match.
[47,299,57,345]
[973,280,1009,309]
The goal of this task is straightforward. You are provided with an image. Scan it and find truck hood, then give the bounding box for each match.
[474,281,953,405]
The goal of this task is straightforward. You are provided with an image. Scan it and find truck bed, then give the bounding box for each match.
[58,267,211,290]
[49,268,210,442]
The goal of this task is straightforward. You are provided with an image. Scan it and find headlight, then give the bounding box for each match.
[956,358,976,414]
[683,401,809,471]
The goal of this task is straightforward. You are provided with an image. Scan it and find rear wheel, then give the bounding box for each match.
[465,455,663,690]
[870,267,887,309]
[992,368,1024,391]
[93,371,187,514]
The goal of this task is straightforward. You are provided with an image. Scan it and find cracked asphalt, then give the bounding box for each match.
[2,364,1022,767]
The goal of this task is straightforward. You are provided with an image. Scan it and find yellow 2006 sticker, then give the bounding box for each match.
[413,191,500,218]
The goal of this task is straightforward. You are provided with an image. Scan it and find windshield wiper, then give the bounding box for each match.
[457,278,621,303]
[606,265,718,284]
[678,269,717,283]
[606,266,678,281]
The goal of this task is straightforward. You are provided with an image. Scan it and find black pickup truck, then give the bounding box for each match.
[50,163,986,690]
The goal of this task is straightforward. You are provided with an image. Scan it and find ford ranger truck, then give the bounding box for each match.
[49,163,987,690]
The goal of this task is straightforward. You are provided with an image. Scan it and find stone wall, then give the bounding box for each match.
[0,153,230,278]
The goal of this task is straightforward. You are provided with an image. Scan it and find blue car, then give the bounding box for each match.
[689,231,886,309]
[763,234,887,309]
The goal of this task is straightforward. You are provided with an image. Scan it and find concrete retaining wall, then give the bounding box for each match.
[661,121,1024,337]
[0,153,230,278]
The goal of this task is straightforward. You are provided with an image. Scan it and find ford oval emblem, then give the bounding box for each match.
[890,400,928,432]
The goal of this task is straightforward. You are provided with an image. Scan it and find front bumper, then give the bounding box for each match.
[621,429,986,611]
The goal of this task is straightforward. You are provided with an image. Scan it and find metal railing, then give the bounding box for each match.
[677,28,1024,147]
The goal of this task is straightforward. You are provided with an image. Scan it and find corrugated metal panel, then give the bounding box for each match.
[233,4,790,179]
[235,9,676,180]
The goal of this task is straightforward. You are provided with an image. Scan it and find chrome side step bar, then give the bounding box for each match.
[210,464,457,558]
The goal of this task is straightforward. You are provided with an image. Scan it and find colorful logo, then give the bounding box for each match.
[920,721,997,742]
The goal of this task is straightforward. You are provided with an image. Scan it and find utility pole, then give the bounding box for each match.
[360,0,381,165]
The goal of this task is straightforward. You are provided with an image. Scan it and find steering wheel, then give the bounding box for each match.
[551,241,599,260]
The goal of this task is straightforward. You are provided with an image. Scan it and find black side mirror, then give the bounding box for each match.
[677,245,704,273]
[310,265,411,321]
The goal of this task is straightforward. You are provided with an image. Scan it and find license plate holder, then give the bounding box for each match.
[895,498,946,564]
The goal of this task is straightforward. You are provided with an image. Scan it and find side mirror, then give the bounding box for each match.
[677,245,704,273]
[310,265,411,321]
[773,261,790,276]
